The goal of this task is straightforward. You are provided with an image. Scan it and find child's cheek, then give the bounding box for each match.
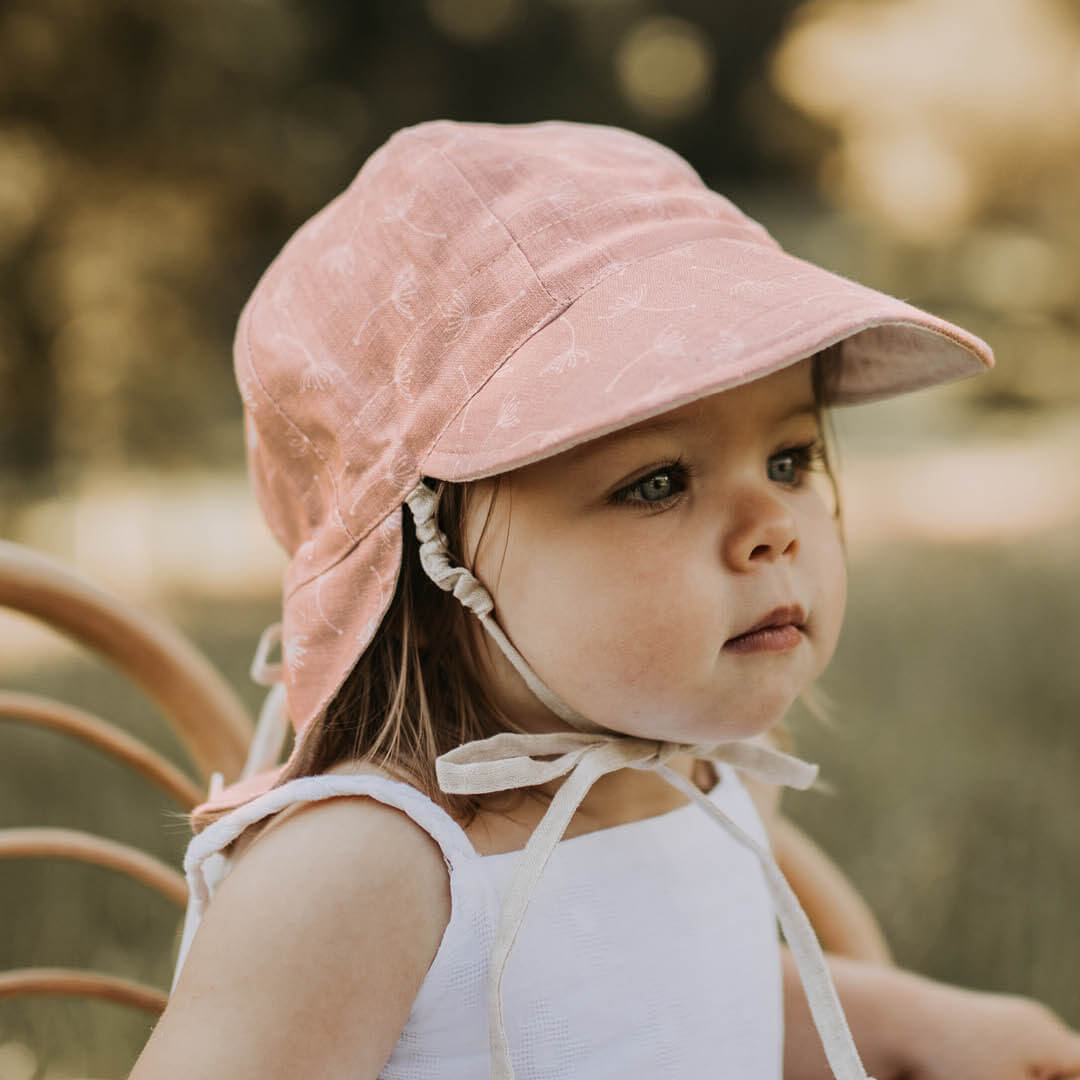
[530,551,708,720]
[807,511,848,674]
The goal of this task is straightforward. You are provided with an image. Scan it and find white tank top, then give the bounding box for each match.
[180,763,782,1079]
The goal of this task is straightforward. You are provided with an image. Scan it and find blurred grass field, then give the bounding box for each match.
[1,407,1078,1076]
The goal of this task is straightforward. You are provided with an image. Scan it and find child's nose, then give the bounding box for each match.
[722,490,799,570]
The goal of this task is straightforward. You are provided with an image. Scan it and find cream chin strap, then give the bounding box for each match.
[241,621,292,780]
[404,482,874,1080]
[406,483,607,734]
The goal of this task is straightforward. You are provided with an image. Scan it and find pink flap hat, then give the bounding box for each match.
[214,118,992,807]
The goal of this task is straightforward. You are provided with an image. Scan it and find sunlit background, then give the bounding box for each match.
[1,0,1078,1074]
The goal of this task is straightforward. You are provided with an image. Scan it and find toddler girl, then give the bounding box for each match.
[132,120,1080,1079]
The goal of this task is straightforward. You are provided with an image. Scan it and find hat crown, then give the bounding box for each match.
[236,120,775,594]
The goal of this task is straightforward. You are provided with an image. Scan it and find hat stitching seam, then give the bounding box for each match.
[427,121,718,249]
[433,140,564,307]
[421,232,781,464]
[407,141,571,467]
[510,191,729,247]
[282,510,402,611]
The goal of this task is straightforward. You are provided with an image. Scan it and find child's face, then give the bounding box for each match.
[463,357,847,744]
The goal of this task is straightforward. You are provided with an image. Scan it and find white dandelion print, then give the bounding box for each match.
[319,243,357,277]
[376,512,400,551]
[440,287,525,345]
[393,355,417,401]
[600,284,696,321]
[442,290,471,344]
[652,325,688,358]
[456,365,476,434]
[388,452,416,488]
[315,576,345,635]
[730,271,820,301]
[284,634,309,674]
[605,324,687,393]
[604,287,648,320]
[496,391,520,430]
[286,426,311,458]
[346,456,413,517]
[704,333,745,361]
[331,504,349,537]
[271,332,341,392]
[540,318,588,376]
[378,189,448,240]
[300,362,339,392]
[352,264,419,344]
[389,264,420,319]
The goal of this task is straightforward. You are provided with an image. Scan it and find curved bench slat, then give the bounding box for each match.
[0,539,252,782]
[0,827,187,909]
[0,967,167,1014]
[0,690,204,810]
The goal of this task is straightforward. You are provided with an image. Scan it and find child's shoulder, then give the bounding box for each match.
[133,768,451,1078]
[240,762,451,873]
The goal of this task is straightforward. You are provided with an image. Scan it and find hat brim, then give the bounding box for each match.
[423,236,992,481]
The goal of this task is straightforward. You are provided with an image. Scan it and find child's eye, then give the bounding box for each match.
[612,461,691,507]
[767,442,825,486]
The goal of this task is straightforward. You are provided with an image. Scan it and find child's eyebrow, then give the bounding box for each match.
[782,403,819,421]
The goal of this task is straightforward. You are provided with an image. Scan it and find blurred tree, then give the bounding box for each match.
[769,0,1080,410]
[0,0,806,495]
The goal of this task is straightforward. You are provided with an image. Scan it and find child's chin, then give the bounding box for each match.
[617,710,783,747]
[689,702,798,744]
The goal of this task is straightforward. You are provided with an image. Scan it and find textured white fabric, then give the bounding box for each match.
[181,767,784,1079]
[404,483,871,1080]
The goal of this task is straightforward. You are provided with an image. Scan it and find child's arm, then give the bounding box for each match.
[130,796,452,1079]
[782,949,1080,1080]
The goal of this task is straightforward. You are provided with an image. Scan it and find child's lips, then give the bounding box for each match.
[723,605,806,654]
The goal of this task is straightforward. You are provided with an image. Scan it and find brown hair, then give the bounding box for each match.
[193,350,842,832]
[272,480,514,826]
